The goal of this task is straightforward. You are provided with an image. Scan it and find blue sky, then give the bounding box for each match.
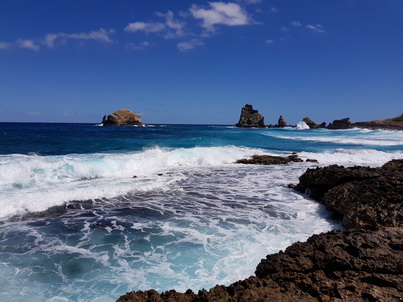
[1,0,402,124]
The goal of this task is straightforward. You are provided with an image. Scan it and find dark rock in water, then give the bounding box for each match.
[305,159,318,163]
[327,117,352,129]
[235,104,265,128]
[353,113,403,130]
[277,115,287,127]
[302,117,326,129]
[236,154,303,165]
[102,109,142,126]
[294,159,403,230]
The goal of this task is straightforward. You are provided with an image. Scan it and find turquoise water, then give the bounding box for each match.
[0,123,402,301]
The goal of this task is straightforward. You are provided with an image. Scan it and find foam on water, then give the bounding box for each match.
[265,128,403,146]
[0,164,341,301]
[0,146,268,219]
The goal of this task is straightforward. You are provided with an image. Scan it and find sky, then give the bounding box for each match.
[0,0,402,125]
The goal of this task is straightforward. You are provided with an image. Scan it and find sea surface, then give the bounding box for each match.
[1,123,403,302]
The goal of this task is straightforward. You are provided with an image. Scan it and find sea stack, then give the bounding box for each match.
[102,109,142,126]
[235,104,265,128]
[277,115,287,127]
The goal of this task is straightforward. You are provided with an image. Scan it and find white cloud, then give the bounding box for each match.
[0,42,12,49]
[291,21,302,27]
[280,26,288,32]
[125,22,165,33]
[177,39,204,51]
[190,2,252,32]
[159,11,186,38]
[17,39,40,51]
[306,24,326,33]
[270,7,278,13]
[265,39,274,44]
[43,28,115,48]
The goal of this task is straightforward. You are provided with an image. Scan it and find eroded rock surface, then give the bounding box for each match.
[235,104,265,128]
[102,109,142,126]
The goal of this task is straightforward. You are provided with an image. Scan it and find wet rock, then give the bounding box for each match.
[353,113,403,130]
[236,154,303,165]
[235,104,265,128]
[294,159,403,230]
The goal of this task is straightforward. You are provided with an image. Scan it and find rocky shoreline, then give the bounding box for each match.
[117,158,403,301]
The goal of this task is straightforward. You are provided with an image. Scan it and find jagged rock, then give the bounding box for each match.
[277,115,287,127]
[294,159,403,230]
[102,109,142,126]
[353,113,403,130]
[302,117,326,129]
[235,104,265,128]
[236,154,303,165]
[327,118,352,129]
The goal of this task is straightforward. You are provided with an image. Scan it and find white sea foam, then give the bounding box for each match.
[0,146,269,219]
[296,121,310,130]
[266,128,403,146]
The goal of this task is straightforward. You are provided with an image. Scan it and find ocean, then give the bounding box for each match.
[1,123,402,302]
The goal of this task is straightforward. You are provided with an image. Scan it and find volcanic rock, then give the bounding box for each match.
[327,118,352,129]
[277,115,287,127]
[235,104,265,128]
[353,113,403,130]
[236,154,303,165]
[102,109,142,126]
[294,159,403,230]
[302,117,326,129]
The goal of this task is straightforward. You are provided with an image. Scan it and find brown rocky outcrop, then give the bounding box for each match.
[102,109,142,126]
[236,153,303,165]
[117,159,403,302]
[277,115,287,127]
[302,117,326,129]
[235,104,265,128]
[327,118,352,129]
[294,159,403,230]
[353,114,403,130]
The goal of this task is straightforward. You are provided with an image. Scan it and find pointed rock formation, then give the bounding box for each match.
[277,115,287,127]
[102,109,142,126]
[235,104,265,128]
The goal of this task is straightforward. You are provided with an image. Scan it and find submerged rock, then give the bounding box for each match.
[102,109,142,126]
[235,104,265,128]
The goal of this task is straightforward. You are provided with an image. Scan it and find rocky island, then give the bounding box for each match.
[235,104,265,128]
[117,159,403,302]
[102,109,142,126]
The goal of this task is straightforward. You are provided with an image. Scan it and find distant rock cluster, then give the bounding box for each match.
[235,104,403,130]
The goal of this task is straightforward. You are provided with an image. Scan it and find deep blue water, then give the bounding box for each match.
[0,123,402,301]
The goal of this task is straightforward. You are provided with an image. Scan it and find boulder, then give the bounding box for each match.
[235,104,265,128]
[102,109,142,126]
[327,117,352,129]
[301,117,326,129]
[236,154,303,165]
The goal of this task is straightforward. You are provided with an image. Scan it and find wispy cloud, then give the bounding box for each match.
[238,0,262,4]
[177,39,204,51]
[17,39,40,51]
[265,39,274,44]
[190,2,252,32]
[291,21,302,27]
[124,22,165,33]
[306,24,326,34]
[0,42,12,50]
[43,28,115,48]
